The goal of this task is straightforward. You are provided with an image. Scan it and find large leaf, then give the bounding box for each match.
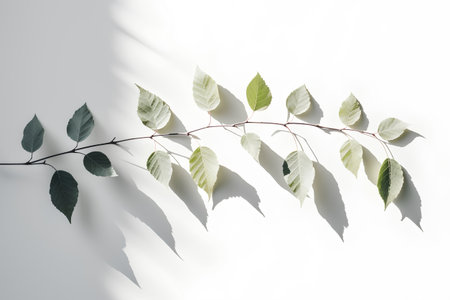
[340,139,363,177]
[83,151,117,177]
[377,158,404,209]
[147,150,172,186]
[49,170,78,223]
[286,85,311,116]
[136,85,171,130]
[377,118,407,141]
[246,73,272,111]
[67,103,94,142]
[240,132,261,162]
[192,66,220,111]
[189,146,219,199]
[282,150,315,206]
[21,115,44,153]
[339,94,361,126]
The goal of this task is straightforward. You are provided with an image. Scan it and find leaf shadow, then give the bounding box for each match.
[158,112,192,151]
[394,168,423,230]
[362,146,381,185]
[389,129,424,147]
[312,162,348,241]
[295,95,323,124]
[259,142,291,193]
[210,85,248,124]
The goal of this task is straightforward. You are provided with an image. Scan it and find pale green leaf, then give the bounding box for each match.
[286,85,311,116]
[377,118,407,141]
[240,132,261,162]
[339,94,361,126]
[246,73,272,111]
[136,85,171,130]
[83,151,117,177]
[377,158,404,209]
[147,150,173,186]
[189,146,219,199]
[49,170,78,223]
[192,66,220,111]
[67,103,94,142]
[21,115,44,153]
[282,150,315,206]
[340,139,363,177]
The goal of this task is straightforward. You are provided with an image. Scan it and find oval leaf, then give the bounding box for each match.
[246,73,272,111]
[189,146,219,199]
[339,94,361,126]
[147,150,172,186]
[241,132,261,162]
[49,170,78,223]
[136,85,172,130]
[192,66,220,111]
[377,158,404,209]
[377,118,407,141]
[21,114,44,153]
[83,151,117,177]
[282,150,315,206]
[340,139,363,177]
[286,85,311,116]
[67,103,94,142]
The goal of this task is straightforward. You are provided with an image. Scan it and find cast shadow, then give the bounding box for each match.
[294,95,323,124]
[394,168,422,230]
[259,142,291,194]
[212,166,264,216]
[312,162,348,241]
[158,113,192,150]
[389,130,424,147]
[210,85,248,124]
[362,146,381,185]
[350,109,369,131]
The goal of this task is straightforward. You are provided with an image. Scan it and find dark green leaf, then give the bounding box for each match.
[83,151,117,177]
[67,103,94,142]
[21,115,44,153]
[49,170,79,223]
[377,158,404,209]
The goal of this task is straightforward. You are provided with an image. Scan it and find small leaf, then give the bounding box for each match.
[286,85,311,116]
[377,158,404,209]
[189,146,219,199]
[339,94,361,126]
[340,139,363,177]
[147,150,172,186]
[67,103,94,142]
[246,73,272,111]
[377,118,407,141]
[136,85,172,130]
[83,151,117,177]
[192,66,220,111]
[241,132,261,162]
[282,150,315,206]
[49,170,78,223]
[21,115,44,153]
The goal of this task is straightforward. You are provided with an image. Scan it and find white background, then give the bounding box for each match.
[0,0,448,299]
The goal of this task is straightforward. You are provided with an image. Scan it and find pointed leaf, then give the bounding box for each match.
[246,73,272,111]
[189,146,219,199]
[286,85,311,116]
[377,158,404,208]
[339,94,361,126]
[340,139,363,177]
[21,115,44,153]
[377,118,407,141]
[49,170,78,223]
[282,150,315,205]
[192,66,220,111]
[136,85,171,130]
[83,151,117,177]
[67,103,94,142]
[147,150,172,186]
[240,132,261,162]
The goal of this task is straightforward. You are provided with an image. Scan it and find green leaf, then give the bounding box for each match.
[136,85,172,130]
[189,146,219,199]
[340,139,363,177]
[339,94,361,126]
[192,66,220,111]
[67,103,94,142]
[147,150,172,186]
[377,158,404,209]
[246,73,272,111]
[49,170,78,223]
[282,150,315,206]
[377,118,407,141]
[21,115,44,153]
[240,132,261,162]
[286,85,311,116]
[83,151,117,177]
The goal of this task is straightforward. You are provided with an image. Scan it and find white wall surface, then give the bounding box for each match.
[0,0,448,299]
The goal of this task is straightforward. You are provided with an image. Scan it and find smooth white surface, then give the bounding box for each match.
[0,0,448,299]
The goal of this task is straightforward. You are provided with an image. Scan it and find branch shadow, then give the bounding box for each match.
[211,85,248,124]
[294,95,323,124]
[158,112,192,151]
[394,168,423,230]
[259,142,291,194]
[389,129,424,147]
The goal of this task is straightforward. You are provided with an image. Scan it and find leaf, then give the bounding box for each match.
[286,85,311,116]
[246,73,272,111]
[339,94,361,126]
[282,150,315,206]
[49,170,79,223]
[147,150,172,186]
[240,132,261,162]
[377,158,404,209]
[136,85,172,130]
[192,66,220,111]
[21,115,44,153]
[340,139,363,177]
[189,146,219,199]
[83,151,117,177]
[67,103,94,142]
[377,118,407,141]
